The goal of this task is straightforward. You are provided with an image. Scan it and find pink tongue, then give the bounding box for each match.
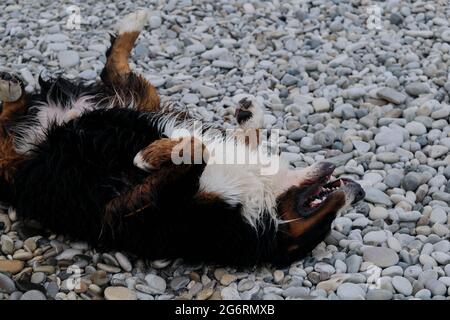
[310,199,322,207]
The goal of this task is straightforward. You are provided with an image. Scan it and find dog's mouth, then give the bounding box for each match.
[299,177,363,213]
[306,179,345,208]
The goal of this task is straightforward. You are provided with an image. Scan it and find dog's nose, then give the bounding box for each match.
[343,180,365,204]
[313,161,335,178]
[319,162,336,175]
[353,184,366,204]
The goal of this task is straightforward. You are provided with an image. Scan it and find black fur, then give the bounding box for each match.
[4,77,279,266]
[11,104,283,266]
[3,76,344,267]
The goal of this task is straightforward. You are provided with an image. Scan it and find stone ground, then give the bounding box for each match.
[1,0,450,300]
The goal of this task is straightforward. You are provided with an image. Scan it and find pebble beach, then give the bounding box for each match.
[0,0,450,300]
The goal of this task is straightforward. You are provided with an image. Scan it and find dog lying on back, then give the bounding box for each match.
[0,10,364,266]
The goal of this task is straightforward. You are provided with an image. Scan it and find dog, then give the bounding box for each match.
[0,10,365,267]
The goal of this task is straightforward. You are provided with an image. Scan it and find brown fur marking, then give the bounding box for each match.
[140,137,207,170]
[103,32,160,112]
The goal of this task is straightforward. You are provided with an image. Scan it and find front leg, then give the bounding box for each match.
[105,137,208,226]
[133,136,208,171]
[234,97,265,149]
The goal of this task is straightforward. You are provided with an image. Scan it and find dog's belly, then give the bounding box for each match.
[12,108,162,243]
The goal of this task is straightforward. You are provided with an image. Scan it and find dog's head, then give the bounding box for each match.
[276,162,365,261]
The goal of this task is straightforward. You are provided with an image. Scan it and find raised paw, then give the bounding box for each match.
[235,96,264,130]
[117,9,149,35]
[0,72,24,103]
[133,137,207,172]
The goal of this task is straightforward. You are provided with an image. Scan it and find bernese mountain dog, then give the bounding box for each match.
[0,10,364,267]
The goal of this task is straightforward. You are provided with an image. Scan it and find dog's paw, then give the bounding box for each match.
[133,137,206,172]
[235,97,264,130]
[0,72,23,103]
[117,9,149,35]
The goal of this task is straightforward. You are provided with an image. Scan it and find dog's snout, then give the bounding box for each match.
[313,161,335,178]
[319,162,335,175]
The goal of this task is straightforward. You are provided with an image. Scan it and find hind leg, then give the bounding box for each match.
[0,72,28,183]
[100,10,160,111]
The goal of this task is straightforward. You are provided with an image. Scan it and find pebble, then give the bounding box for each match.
[197,287,214,300]
[283,286,309,298]
[429,208,447,224]
[363,247,399,267]
[336,283,365,300]
[181,93,199,105]
[170,276,190,291]
[312,98,330,112]
[392,276,413,296]
[374,127,404,146]
[415,289,431,299]
[377,88,407,104]
[346,255,362,273]
[78,70,97,81]
[145,274,167,294]
[114,252,132,272]
[104,286,137,300]
[0,260,24,274]
[20,290,47,300]
[366,289,393,300]
[273,270,284,284]
[221,284,241,300]
[365,188,392,206]
[353,141,370,154]
[1,235,14,255]
[364,231,387,244]
[429,146,449,159]
[57,50,80,68]
[405,83,430,96]
[220,274,237,286]
[369,207,389,220]
[387,237,402,252]
[198,85,219,98]
[405,122,427,135]
[402,172,423,191]
[30,272,45,284]
[425,280,447,296]
[0,273,16,293]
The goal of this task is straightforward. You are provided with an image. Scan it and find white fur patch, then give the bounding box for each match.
[117,10,149,35]
[152,112,295,229]
[133,151,151,172]
[13,96,96,154]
